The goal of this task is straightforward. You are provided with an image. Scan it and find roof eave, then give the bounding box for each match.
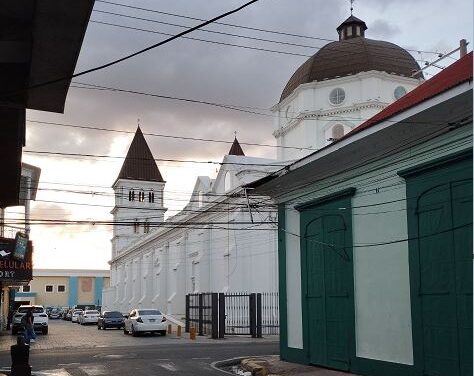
[248,80,473,197]
[26,0,95,113]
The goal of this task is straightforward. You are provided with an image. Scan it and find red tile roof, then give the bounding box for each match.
[349,52,473,137]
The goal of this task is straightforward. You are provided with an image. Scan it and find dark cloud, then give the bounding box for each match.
[26,0,343,169]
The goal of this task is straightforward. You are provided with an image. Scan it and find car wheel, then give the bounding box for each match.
[160,330,167,336]
[131,325,138,337]
[123,327,128,335]
[42,327,48,335]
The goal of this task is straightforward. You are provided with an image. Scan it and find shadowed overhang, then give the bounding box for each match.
[0,0,94,113]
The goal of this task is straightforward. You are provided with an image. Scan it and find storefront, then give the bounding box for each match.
[0,236,33,330]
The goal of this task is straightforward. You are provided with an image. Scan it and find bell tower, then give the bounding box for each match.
[111,126,166,258]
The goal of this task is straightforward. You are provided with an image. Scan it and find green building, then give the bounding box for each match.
[247,53,473,376]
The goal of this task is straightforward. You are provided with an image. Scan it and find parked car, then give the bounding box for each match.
[48,308,62,319]
[12,305,49,335]
[79,310,100,325]
[123,309,167,337]
[64,309,73,321]
[97,311,124,330]
[71,309,83,323]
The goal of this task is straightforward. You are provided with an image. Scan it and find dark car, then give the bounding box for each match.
[97,311,125,330]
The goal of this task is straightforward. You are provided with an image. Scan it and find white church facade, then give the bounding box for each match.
[273,15,423,161]
[102,135,279,317]
[103,13,425,320]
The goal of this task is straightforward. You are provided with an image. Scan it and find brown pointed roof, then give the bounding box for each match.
[115,127,164,183]
[228,137,245,156]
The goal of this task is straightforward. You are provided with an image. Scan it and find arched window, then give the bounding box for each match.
[224,172,231,192]
[138,191,145,202]
[144,220,150,234]
[129,191,135,201]
[133,220,139,234]
[148,192,155,203]
[332,124,345,140]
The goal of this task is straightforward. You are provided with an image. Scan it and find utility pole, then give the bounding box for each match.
[0,207,4,238]
[460,39,468,57]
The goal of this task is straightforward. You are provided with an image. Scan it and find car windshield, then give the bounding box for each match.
[85,311,99,314]
[138,310,161,316]
[18,307,44,314]
[104,311,123,318]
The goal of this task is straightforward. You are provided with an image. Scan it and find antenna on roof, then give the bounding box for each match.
[234,130,238,138]
[137,118,141,127]
[350,0,354,15]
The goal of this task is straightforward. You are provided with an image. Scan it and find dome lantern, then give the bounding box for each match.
[336,15,367,41]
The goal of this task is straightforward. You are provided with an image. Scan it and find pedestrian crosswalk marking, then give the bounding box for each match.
[79,365,107,376]
[35,369,71,376]
[157,362,178,372]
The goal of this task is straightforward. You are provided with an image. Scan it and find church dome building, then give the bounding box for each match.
[273,15,424,161]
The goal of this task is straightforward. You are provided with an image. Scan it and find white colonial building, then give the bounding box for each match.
[103,135,279,317]
[273,15,423,161]
[103,13,427,321]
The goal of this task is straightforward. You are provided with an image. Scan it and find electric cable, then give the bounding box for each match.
[0,0,261,98]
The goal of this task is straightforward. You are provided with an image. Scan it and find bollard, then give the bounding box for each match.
[11,336,31,376]
[189,326,196,340]
[167,324,172,334]
[177,325,181,337]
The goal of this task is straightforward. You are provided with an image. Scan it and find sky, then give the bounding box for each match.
[7,0,473,270]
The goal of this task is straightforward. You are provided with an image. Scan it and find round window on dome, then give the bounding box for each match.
[329,88,345,105]
[394,86,407,100]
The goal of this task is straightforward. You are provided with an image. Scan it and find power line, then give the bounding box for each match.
[90,19,313,57]
[26,119,317,151]
[90,13,434,65]
[22,149,288,167]
[0,0,261,98]
[94,0,444,56]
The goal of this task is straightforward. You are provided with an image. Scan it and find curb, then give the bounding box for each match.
[210,356,248,375]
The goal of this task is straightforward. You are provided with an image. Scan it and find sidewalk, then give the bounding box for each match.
[227,356,360,376]
[0,320,279,352]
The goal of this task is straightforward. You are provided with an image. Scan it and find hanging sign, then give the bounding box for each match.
[0,237,33,281]
[13,232,28,261]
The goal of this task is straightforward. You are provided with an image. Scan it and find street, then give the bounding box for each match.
[0,320,279,375]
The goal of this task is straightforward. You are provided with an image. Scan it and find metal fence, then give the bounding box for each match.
[185,292,279,338]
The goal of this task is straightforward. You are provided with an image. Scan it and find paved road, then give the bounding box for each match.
[0,320,279,375]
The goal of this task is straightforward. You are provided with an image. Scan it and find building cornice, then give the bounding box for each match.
[272,70,423,111]
[33,269,110,278]
[273,100,388,138]
[110,187,246,264]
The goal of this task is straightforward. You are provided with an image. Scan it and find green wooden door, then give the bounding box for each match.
[411,163,472,376]
[303,207,353,370]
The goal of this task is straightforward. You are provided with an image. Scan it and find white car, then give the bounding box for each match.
[123,309,167,337]
[79,310,100,325]
[71,309,83,323]
[12,305,49,335]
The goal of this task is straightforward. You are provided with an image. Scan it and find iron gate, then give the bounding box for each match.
[185,292,279,338]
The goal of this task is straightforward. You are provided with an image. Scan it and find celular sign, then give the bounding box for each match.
[0,237,32,282]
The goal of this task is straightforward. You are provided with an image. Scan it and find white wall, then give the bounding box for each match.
[352,175,413,364]
[281,125,471,364]
[273,71,421,161]
[285,208,303,349]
